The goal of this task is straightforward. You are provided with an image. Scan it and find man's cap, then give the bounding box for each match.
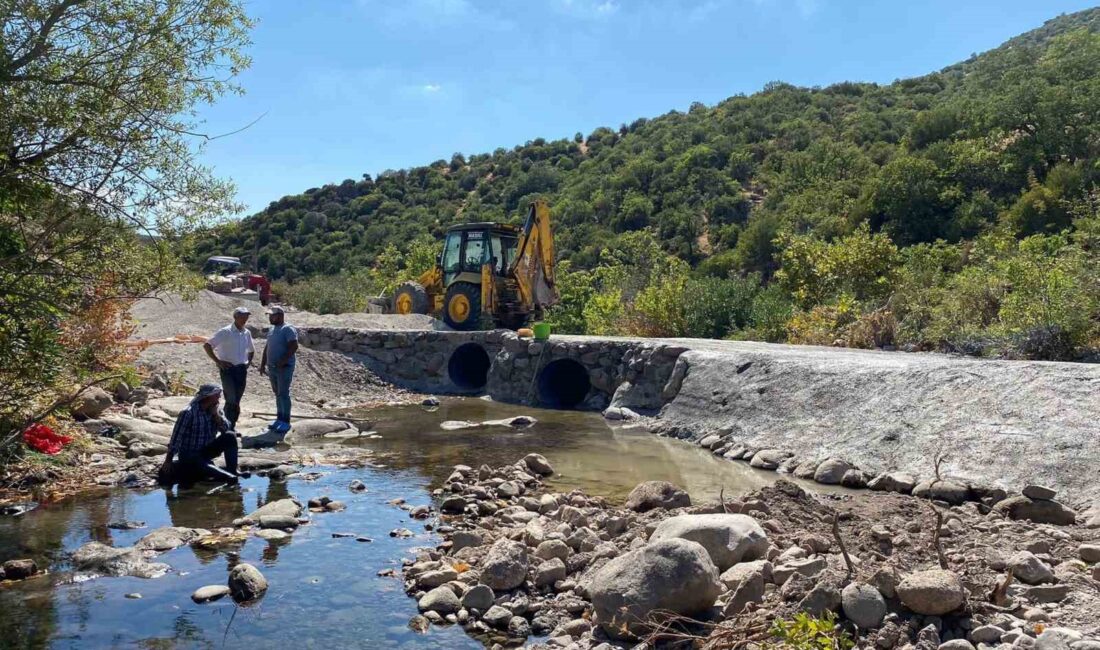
[267,306,285,315]
[233,306,251,316]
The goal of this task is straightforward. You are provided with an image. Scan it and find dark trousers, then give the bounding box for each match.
[219,364,248,429]
[177,432,239,485]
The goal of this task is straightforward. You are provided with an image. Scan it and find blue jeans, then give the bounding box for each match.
[268,364,294,423]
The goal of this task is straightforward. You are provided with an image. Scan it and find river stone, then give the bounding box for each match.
[1035,628,1084,650]
[479,539,529,591]
[418,586,459,614]
[440,495,466,514]
[868,472,917,494]
[135,526,205,551]
[508,615,531,639]
[587,538,721,639]
[72,386,113,418]
[912,479,970,505]
[535,539,571,561]
[793,459,820,479]
[254,529,289,541]
[749,449,792,470]
[940,641,976,650]
[451,530,482,552]
[72,542,169,578]
[483,605,513,627]
[1008,551,1054,585]
[969,625,1005,644]
[228,563,268,602]
[258,515,299,530]
[1,559,38,580]
[813,458,852,484]
[247,498,302,520]
[535,558,567,586]
[418,567,459,588]
[523,453,554,476]
[649,513,768,571]
[462,584,494,610]
[1079,544,1100,563]
[623,481,691,512]
[1023,485,1057,501]
[993,496,1077,526]
[896,569,966,615]
[842,582,887,629]
[191,585,231,603]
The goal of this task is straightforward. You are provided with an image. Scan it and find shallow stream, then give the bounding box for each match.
[0,397,788,648]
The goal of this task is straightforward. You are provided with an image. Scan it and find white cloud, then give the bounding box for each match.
[422,84,442,93]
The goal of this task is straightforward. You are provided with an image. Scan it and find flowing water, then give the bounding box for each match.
[0,398,792,649]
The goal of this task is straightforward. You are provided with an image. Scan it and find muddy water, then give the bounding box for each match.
[342,398,780,502]
[0,397,789,648]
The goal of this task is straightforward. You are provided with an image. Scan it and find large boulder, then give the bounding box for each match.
[479,539,529,591]
[228,563,268,602]
[623,481,691,513]
[418,586,460,614]
[993,496,1077,526]
[896,569,967,616]
[523,453,554,476]
[912,479,970,505]
[72,387,113,418]
[842,582,887,629]
[813,458,852,484]
[71,542,169,578]
[587,538,721,639]
[868,472,916,494]
[649,514,768,571]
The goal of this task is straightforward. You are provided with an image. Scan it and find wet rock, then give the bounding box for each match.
[418,586,460,614]
[523,453,554,476]
[535,558,567,587]
[247,498,301,520]
[1008,551,1054,585]
[912,479,970,505]
[479,539,529,591]
[228,563,268,602]
[842,582,887,629]
[348,479,367,492]
[191,585,231,603]
[258,515,299,530]
[408,614,430,633]
[1023,485,1057,501]
[1,559,38,580]
[72,542,169,578]
[72,386,113,418]
[254,529,289,541]
[623,481,691,512]
[649,513,768,571]
[125,592,142,599]
[390,528,414,538]
[587,538,721,639]
[868,472,917,494]
[461,584,494,610]
[993,496,1077,526]
[813,458,852,484]
[324,500,346,512]
[135,526,205,551]
[107,520,145,530]
[897,569,966,616]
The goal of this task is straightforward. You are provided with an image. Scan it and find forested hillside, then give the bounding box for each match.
[196,8,1100,360]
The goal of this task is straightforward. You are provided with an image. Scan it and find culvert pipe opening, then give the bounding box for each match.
[537,359,592,409]
[447,343,492,390]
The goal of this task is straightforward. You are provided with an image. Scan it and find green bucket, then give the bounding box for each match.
[532,322,552,340]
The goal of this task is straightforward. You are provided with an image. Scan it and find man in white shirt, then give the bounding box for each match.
[203,306,255,429]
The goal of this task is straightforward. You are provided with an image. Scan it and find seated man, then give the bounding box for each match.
[160,384,245,486]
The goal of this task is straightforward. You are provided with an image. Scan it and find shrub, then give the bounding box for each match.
[682,275,762,339]
[768,612,854,650]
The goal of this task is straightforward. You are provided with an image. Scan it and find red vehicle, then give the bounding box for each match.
[203,256,272,305]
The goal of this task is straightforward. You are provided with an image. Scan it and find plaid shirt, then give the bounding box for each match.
[168,402,228,456]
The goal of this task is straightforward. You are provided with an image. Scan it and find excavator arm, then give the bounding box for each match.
[510,199,558,312]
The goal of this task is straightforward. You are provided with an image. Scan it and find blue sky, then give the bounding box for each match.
[196,0,1098,217]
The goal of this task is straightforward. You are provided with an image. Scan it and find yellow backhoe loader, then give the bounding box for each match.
[392,200,558,330]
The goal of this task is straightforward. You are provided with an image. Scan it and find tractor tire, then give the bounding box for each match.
[443,282,482,331]
[393,281,430,315]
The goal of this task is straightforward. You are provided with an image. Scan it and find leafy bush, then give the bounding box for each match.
[768,612,854,650]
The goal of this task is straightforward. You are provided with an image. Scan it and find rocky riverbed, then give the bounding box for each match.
[398,455,1100,649]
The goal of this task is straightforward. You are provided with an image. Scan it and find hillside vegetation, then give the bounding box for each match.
[196,9,1100,360]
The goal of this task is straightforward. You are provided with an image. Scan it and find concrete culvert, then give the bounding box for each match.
[537,359,592,409]
[447,343,491,391]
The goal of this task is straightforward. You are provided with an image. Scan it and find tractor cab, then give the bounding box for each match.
[440,223,521,285]
[203,255,242,276]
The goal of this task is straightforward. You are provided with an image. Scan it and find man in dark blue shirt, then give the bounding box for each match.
[160,384,243,486]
